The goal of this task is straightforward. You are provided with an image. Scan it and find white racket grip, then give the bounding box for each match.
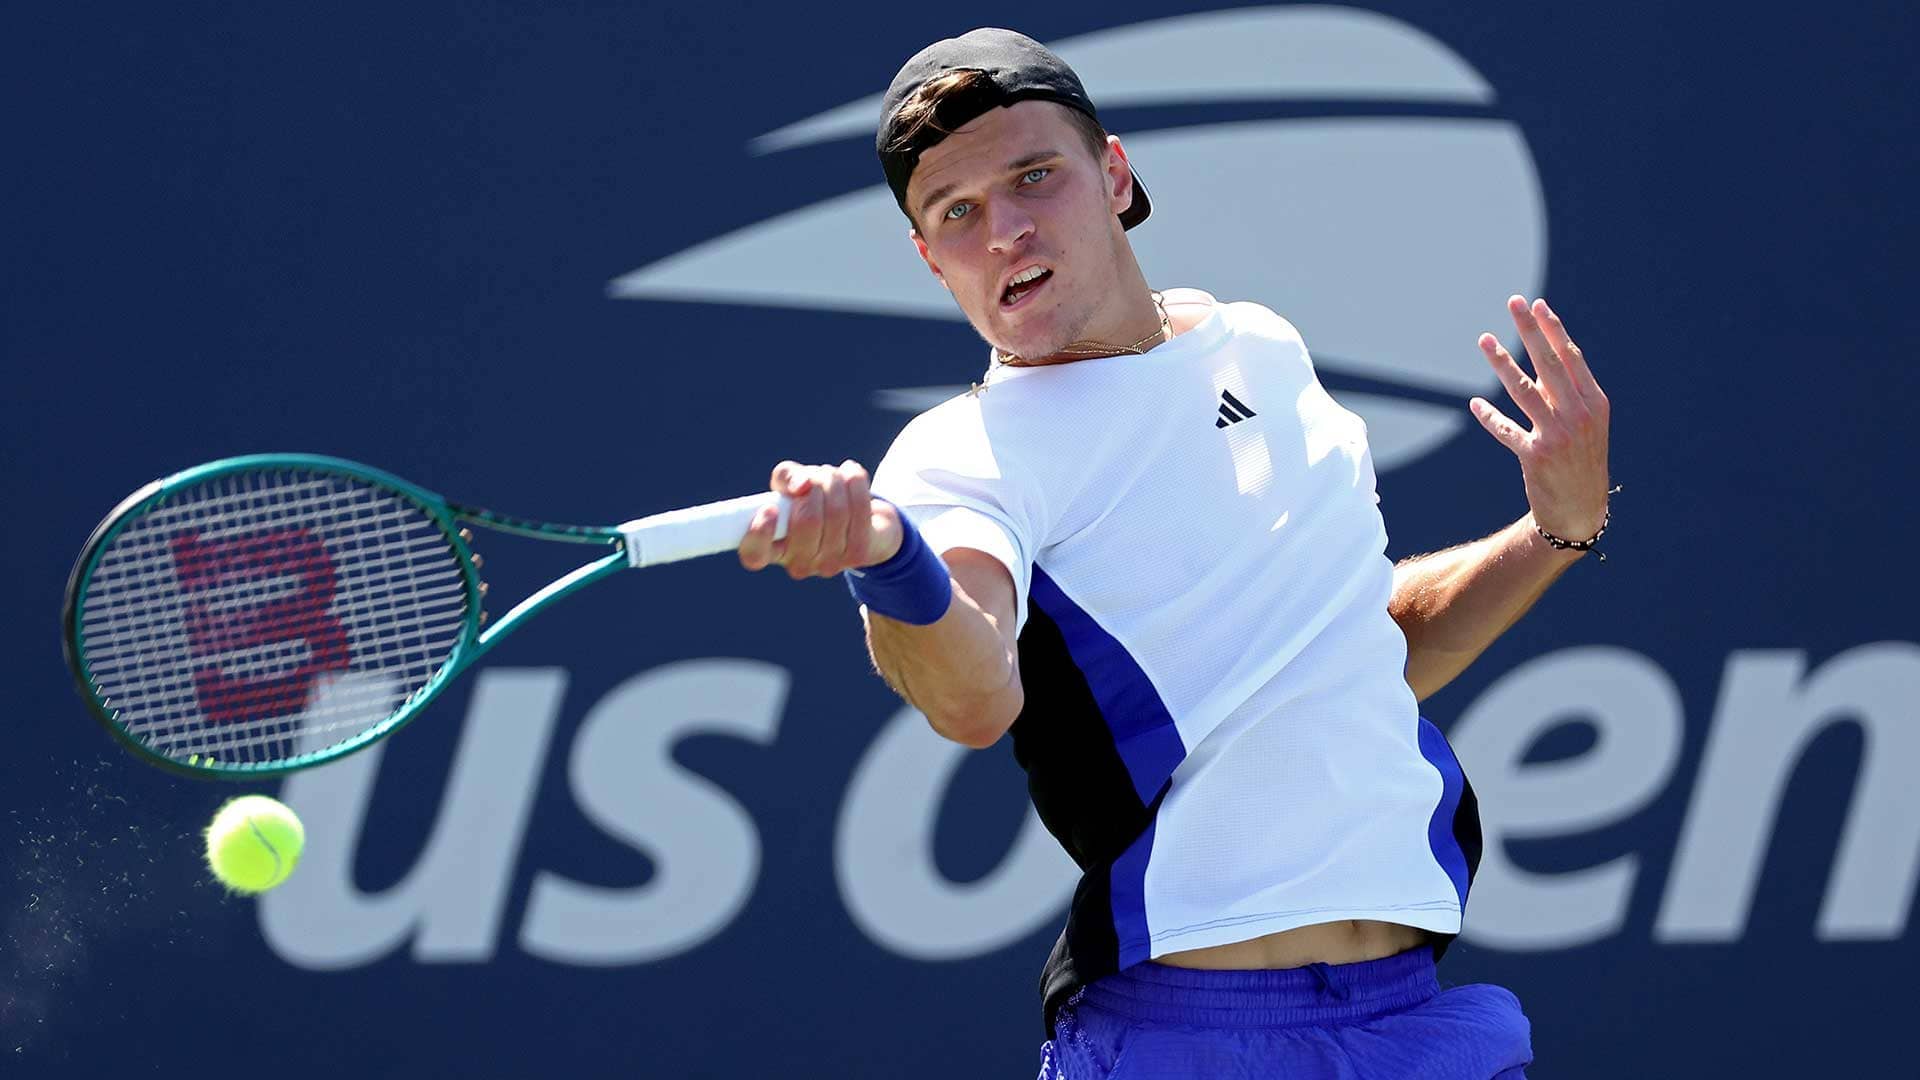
[618,492,792,568]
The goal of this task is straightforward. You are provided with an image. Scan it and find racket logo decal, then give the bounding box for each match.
[68,454,760,774]
[169,527,351,725]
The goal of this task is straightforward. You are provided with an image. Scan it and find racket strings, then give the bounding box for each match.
[78,469,471,765]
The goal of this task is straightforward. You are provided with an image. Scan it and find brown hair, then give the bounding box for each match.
[886,68,1111,219]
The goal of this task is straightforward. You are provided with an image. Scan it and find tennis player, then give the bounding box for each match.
[738,28,1611,1079]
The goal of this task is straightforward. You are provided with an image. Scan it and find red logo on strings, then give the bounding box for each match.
[170,527,350,724]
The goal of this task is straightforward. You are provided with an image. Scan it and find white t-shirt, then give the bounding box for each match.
[871,294,1477,1023]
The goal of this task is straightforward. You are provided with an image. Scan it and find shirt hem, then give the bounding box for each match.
[1141,901,1463,958]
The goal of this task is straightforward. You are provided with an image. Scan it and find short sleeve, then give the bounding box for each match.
[871,398,1043,631]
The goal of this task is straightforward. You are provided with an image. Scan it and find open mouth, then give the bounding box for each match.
[1000,267,1052,309]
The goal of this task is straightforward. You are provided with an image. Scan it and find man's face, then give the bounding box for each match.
[905,100,1135,360]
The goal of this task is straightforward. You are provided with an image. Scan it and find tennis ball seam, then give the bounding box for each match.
[245,815,284,885]
[205,795,303,894]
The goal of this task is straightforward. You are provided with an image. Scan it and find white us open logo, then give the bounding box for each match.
[608,6,1547,472]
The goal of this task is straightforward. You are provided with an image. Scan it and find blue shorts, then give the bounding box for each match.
[1038,948,1531,1079]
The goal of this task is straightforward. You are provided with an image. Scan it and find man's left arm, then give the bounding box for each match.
[1392,295,1612,701]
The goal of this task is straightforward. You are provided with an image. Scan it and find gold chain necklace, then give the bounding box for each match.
[991,291,1170,369]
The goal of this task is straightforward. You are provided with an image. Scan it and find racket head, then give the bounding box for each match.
[62,454,486,779]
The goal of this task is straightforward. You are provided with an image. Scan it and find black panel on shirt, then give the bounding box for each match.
[1008,598,1158,1035]
[1008,601,1156,869]
[1455,768,1484,884]
[1432,765,1484,962]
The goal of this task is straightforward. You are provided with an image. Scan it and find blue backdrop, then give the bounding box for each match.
[6,3,1917,1076]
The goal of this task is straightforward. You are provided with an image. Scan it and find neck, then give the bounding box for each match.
[997,267,1169,368]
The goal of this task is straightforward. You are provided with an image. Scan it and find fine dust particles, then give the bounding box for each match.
[3,757,229,1061]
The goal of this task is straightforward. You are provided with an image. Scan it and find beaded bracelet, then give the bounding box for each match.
[1534,484,1622,562]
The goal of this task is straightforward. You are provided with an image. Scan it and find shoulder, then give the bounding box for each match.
[1160,286,1220,333]
[1225,300,1309,350]
[1163,287,1309,350]
[877,376,1078,501]
[885,391,983,462]
[882,389,1024,477]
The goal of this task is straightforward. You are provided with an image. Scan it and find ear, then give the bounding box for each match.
[910,229,949,290]
[1104,135,1134,216]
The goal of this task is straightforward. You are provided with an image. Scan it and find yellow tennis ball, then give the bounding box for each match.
[204,795,305,894]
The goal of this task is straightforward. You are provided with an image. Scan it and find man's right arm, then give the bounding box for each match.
[864,547,1022,747]
[737,459,1024,748]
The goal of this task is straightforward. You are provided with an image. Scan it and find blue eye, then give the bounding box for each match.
[1021,168,1050,184]
[944,203,972,221]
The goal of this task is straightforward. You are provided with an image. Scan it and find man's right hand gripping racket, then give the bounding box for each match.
[61,454,791,779]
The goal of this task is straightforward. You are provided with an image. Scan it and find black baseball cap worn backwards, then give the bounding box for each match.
[877,27,1152,230]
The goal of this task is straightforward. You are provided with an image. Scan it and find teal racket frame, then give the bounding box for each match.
[62,453,631,779]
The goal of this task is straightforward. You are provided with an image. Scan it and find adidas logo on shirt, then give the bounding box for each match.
[1215,389,1258,429]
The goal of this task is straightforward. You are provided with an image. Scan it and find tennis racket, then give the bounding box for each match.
[61,453,792,779]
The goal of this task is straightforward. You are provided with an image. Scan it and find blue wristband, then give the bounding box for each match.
[844,503,953,625]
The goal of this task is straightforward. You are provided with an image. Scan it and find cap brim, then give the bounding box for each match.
[1119,166,1152,230]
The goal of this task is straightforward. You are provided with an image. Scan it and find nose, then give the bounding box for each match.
[984,193,1034,254]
